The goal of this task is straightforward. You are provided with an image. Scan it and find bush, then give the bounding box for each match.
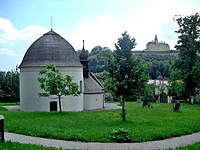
[196,95,200,104]
[142,84,156,108]
[111,128,132,143]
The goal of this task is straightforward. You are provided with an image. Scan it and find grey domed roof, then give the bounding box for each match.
[79,40,89,60]
[19,30,82,68]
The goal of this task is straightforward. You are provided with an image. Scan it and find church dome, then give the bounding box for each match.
[19,30,82,68]
[79,40,88,60]
[79,49,89,60]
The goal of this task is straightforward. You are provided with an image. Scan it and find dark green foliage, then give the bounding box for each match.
[38,64,80,112]
[89,46,113,73]
[142,84,156,108]
[173,13,200,99]
[196,95,200,104]
[136,53,177,80]
[111,128,132,143]
[168,68,184,100]
[0,67,19,101]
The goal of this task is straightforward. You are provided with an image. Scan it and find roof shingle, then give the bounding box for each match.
[19,30,82,68]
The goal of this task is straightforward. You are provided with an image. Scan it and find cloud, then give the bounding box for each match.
[58,0,200,50]
[0,17,48,45]
[0,48,17,56]
[0,17,48,70]
[59,14,125,51]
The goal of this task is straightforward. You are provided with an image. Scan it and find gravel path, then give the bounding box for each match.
[2,106,20,111]
[5,132,200,150]
[2,103,121,112]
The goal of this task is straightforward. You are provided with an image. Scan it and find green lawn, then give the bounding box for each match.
[0,141,62,150]
[0,102,20,106]
[172,142,200,150]
[178,142,200,150]
[1,102,200,142]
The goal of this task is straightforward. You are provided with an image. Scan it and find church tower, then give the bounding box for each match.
[154,35,158,44]
[79,40,89,78]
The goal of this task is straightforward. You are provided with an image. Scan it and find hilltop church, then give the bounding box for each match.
[146,35,170,51]
[19,29,104,112]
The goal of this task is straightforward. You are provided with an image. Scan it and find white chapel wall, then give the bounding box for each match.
[20,66,83,112]
[83,93,104,110]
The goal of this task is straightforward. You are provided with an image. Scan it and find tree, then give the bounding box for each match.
[142,83,156,108]
[0,67,19,101]
[89,46,114,73]
[173,13,200,100]
[109,31,149,121]
[136,53,177,80]
[168,68,184,100]
[38,64,80,113]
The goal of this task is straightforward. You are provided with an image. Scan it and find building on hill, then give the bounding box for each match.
[146,35,170,51]
[132,35,179,54]
[19,30,104,112]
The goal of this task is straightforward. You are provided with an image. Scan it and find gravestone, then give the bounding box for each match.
[173,101,181,112]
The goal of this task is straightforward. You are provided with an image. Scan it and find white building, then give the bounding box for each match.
[19,30,104,112]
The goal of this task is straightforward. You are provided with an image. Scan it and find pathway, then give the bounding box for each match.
[5,131,200,150]
[2,103,121,112]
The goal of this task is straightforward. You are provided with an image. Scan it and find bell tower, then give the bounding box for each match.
[79,40,89,78]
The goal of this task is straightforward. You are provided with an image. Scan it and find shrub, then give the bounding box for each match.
[111,128,132,143]
[196,95,200,104]
[142,84,156,108]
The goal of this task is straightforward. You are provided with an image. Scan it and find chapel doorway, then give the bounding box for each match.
[50,101,57,111]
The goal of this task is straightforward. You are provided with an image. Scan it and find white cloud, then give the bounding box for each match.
[18,25,48,43]
[0,17,48,45]
[0,48,17,56]
[59,14,125,51]
[58,0,200,50]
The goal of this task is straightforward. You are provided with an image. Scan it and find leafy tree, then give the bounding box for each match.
[168,68,184,100]
[38,64,80,113]
[89,46,113,73]
[173,13,200,100]
[0,67,19,101]
[135,53,177,79]
[142,83,156,108]
[109,31,149,121]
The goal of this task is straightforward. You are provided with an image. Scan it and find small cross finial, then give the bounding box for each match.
[51,17,53,31]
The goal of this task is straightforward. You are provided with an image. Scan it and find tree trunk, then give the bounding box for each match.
[58,95,62,113]
[122,94,126,121]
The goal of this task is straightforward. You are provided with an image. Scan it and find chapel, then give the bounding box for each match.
[19,29,104,112]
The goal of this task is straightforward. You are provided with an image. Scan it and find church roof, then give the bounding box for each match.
[19,30,82,68]
[84,72,104,94]
[79,40,89,60]
[146,35,169,46]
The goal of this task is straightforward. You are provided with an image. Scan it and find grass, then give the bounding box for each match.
[177,142,200,150]
[1,102,200,142]
[0,102,20,106]
[0,141,62,150]
[169,142,200,150]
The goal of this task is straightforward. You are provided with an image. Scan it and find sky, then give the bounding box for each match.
[0,0,200,71]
